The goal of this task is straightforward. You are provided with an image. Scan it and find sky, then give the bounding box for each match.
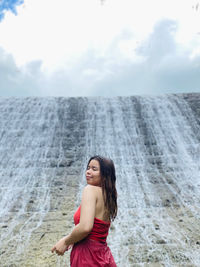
[0,0,200,97]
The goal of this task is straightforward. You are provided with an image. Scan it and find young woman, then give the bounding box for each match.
[51,155,118,266]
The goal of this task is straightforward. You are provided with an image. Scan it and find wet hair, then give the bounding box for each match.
[87,155,117,221]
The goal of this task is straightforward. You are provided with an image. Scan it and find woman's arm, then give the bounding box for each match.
[51,185,96,255]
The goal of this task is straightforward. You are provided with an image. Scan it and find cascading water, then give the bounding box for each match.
[78,95,200,266]
[0,94,200,267]
[0,98,61,258]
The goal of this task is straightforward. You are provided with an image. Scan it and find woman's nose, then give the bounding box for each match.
[86,169,90,174]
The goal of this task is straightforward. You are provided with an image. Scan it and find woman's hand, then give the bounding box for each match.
[51,236,72,256]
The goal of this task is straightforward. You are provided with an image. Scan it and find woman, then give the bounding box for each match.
[51,155,118,266]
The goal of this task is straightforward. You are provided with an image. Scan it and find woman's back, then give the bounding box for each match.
[93,186,110,222]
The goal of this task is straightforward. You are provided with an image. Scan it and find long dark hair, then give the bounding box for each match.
[87,155,117,221]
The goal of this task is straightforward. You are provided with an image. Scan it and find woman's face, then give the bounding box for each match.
[86,159,101,187]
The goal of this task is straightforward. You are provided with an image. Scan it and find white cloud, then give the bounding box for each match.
[0,47,42,96]
[0,0,199,69]
[0,0,200,97]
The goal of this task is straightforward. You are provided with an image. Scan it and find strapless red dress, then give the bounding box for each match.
[70,206,117,267]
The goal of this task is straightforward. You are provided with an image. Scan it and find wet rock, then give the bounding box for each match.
[1,94,200,267]
[156,239,166,244]
[163,199,171,207]
[39,233,45,240]
[54,181,63,186]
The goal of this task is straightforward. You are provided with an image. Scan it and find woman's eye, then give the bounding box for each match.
[87,166,98,171]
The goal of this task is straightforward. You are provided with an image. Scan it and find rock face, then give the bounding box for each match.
[0,93,200,267]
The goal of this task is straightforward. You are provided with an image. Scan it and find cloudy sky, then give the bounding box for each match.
[0,0,200,97]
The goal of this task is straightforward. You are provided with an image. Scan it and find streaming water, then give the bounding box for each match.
[82,95,200,266]
[0,95,200,266]
[0,97,60,255]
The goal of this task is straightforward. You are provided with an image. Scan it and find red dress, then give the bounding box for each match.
[70,206,117,267]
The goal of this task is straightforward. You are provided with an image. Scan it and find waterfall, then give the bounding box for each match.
[83,95,200,266]
[0,98,60,255]
[0,94,200,266]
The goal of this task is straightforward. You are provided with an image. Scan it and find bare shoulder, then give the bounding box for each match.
[83,185,101,196]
